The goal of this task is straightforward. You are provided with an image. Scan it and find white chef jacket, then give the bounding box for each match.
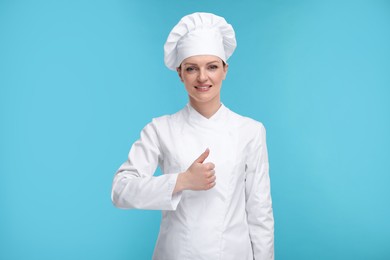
[111,104,274,260]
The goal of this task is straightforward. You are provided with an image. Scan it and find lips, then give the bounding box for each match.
[195,85,212,92]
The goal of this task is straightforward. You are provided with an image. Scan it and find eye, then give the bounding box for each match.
[185,66,197,73]
[208,65,219,70]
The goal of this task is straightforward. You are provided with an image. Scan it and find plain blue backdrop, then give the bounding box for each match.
[1,0,389,259]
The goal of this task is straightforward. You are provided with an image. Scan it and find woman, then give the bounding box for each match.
[111,12,274,260]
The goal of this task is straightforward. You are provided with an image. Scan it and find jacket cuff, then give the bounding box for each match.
[167,173,183,210]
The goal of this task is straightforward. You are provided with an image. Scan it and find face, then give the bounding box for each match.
[177,55,228,107]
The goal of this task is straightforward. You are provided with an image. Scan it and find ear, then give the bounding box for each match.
[222,63,229,80]
[177,67,184,82]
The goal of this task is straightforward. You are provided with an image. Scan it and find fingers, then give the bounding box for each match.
[195,148,210,163]
[203,172,216,190]
[208,173,216,182]
[206,169,216,178]
[204,162,215,170]
[207,175,216,189]
[207,181,216,189]
[187,149,217,191]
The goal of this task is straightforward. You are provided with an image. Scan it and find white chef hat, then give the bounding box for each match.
[164,12,237,71]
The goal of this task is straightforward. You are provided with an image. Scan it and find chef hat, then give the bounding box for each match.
[164,12,237,70]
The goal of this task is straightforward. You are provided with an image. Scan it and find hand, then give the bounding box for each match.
[173,149,216,193]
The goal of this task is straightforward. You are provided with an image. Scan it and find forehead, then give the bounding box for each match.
[182,55,222,65]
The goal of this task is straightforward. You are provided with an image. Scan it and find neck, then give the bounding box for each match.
[189,97,222,119]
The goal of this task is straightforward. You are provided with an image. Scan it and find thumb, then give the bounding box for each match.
[195,148,210,164]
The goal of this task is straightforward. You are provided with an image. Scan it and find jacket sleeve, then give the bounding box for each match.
[245,123,274,260]
[111,120,182,210]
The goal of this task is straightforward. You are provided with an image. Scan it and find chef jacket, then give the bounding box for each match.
[112,103,274,260]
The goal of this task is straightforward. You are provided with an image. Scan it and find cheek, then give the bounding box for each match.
[182,75,195,86]
[212,73,225,84]
[183,82,194,93]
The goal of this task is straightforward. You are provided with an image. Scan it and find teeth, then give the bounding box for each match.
[196,86,210,90]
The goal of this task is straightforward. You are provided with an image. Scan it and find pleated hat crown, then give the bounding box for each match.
[164,12,237,70]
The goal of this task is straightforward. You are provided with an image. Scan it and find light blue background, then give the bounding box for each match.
[1,0,389,259]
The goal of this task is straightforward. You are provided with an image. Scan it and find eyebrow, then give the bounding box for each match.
[183,60,220,66]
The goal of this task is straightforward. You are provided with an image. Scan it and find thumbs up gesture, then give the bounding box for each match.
[173,149,216,193]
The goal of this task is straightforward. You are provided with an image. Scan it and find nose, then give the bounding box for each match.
[197,68,208,82]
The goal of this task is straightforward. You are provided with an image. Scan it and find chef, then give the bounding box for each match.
[111,12,274,260]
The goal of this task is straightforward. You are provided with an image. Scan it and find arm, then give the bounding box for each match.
[111,121,182,210]
[245,124,274,260]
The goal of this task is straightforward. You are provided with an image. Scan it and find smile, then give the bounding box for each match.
[194,85,212,92]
